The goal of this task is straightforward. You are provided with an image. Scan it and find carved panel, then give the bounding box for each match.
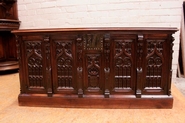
[83,34,103,50]
[86,54,101,91]
[114,40,133,90]
[25,41,44,89]
[0,0,17,19]
[147,40,164,56]
[145,40,164,88]
[55,41,73,89]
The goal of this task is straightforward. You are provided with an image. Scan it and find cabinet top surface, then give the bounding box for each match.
[12,27,178,34]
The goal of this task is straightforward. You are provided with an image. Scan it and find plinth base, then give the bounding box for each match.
[18,94,173,109]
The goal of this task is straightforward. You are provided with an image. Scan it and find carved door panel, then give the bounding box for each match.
[51,35,77,94]
[21,36,49,94]
[84,54,104,94]
[111,35,137,95]
[82,34,105,95]
[142,34,170,95]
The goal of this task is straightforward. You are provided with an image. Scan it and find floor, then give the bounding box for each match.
[173,78,185,97]
[0,71,185,123]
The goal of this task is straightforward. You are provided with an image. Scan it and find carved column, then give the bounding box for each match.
[167,35,175,96]
[44,36,52,97]
[16,35,25,93]
[136,34,144,98]
[104,34,110,98]
[76,37,83,98]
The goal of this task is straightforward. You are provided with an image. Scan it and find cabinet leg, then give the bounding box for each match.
[104,89,110,98]
[78,89,83,98]
[47,88,52,97]
[136,89,141,98]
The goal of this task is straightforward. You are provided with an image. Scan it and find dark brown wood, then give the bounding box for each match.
[12,27,178,108]
[0,0,20,71]
[18,94,173,109]
[0,60,18,71]
[12,27,178,32]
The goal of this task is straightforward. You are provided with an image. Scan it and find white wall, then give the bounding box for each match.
[17,0,183,78]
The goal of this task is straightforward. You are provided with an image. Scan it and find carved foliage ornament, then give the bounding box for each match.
[87,54,101,89]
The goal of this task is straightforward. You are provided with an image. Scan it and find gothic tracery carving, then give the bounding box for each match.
[114,40,133,89]
[145,40,164,88]
[55,41,73,89]
[26,41,43,88]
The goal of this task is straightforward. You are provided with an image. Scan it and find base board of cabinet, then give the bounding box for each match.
[18,94,173,109]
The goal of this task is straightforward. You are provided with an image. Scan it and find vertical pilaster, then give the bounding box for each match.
[16,35,25,94]
[76,37,83,98]
[104,34,110,98]
[136,34,144,98]
[44,36,52,97]
[167,34,175,96]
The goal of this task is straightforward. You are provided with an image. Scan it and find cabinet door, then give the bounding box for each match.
[142,34,170,95]
[111,34,137,95]
[21,35,49,94]
[83,53,104,95]
[82,34,105,95]
[51,34,77,94]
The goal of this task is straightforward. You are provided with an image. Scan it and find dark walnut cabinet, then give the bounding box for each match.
[0,0,20,71]
[12,27,178,108]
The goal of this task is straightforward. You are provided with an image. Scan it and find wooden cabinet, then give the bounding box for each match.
[0,0,20,71]
[12,27,178,108]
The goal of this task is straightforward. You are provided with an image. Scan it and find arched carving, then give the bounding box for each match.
[55,41,73,89]
[86,54,101,90]
[26,41,43,88]
[145,40,164,88]
[114,40,133,89]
